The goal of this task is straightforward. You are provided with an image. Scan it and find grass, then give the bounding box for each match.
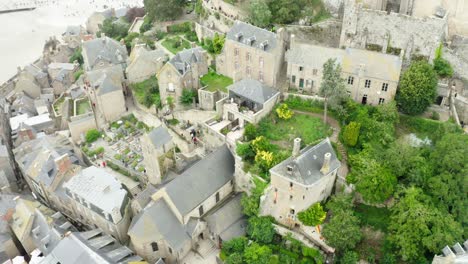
[354,204,391,232]
[257,113,332,150]
[396,114,461,141]
[76,99,90,115]
[131,76,160,108]
[161,36,191,54]
[200,70,233,92]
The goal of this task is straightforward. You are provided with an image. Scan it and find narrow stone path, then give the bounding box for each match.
[292,110,349,178]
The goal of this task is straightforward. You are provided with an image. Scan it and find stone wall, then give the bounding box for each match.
[286,19,342,48]
[340,0,447,60]
[194,22,223,42]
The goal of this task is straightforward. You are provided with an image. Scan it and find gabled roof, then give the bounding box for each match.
[165,145,235,215]
[147,126,172,149]
[128,199,191,251]
[286,43,344,70]
[227,21,278,52]
[82,37,127,70]
[168,47,205,76]
[205,194,247,241]
[86,65,124,95]
[270,138,341,185]
[228,79,279,105]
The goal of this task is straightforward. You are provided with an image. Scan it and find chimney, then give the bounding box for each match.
[320,153,332,175]
[292,138,301,157]
[55,153,71,174]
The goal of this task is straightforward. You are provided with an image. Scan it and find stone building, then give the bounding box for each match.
[82,36,128,72]
[216,21,287,88]
[157,47,208,110]
[86,65,127,124]
[286,40,402,105]
[260,138,340,228]
[128,146,246,264]
[14,65,49,99]
[340,0,448,61]
[63,166,132,244]
[432,239,468,264]
[47,62,80,95]
[62,25,86,49]
[0,144,17,192]
[42,37,75,65]
[126,45,168,84]
[140,126,174,186]
[0,194,21,262]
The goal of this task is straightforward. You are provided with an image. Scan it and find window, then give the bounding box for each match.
[246,66,251,76]
[168,83,175,92]
[259,71,264,82]
[299,66,303,71]
[290,209,295,214]
[348,76,354,85]
[313,69,318,75]
[234,61,239,70]
[259,57,264,68]
[151,242,159,252]
[291,75,296,83]
[289,195,293,200]
[310,80,314,88]
[382,83,388,91]
[290,182,293,188]
[234,48,239,56]
[168,247,173,254]
[379,98,385,104]
[365,79,371,88]
[199,205,204,216]
[303,195,305,200]
[215,192,220,203]
[246,52,251,61]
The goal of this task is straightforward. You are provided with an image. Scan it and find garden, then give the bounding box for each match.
[200,69,233,93]
[161,36,192,54]
[131,76,161,109]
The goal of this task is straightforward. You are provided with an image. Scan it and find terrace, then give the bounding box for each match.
[200,70,233,93]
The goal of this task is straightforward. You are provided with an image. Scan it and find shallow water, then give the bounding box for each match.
[0,0,142,84]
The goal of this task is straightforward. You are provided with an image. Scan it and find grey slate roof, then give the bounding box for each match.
[0,194,16,233]
[169,47,204,76]
[82,37,127,70]
[165,145,235,215]
[205,194,246,241]
[86,65,124,95]
[228,79,279,105]
[227,21,277,52]
[147,126,172,149]
[128,199,191,251]
[270,138,341,185]
[63,25,82,36]
[63,166,128,222]
[286,43,344,69]
[132,184,158,210]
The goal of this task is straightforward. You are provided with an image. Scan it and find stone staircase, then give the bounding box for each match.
[197,239,217,258]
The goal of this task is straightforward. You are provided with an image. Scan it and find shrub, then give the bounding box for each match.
[276,103,293,120]
[85,129,101,143]
[255,150,275,174]
[167,21,192,33]
[244,123,258,141]
[298,203,326,226]
[236,143,255,160]
[342,121,361,147]
[433,58,453,78]
[180,89,197,105]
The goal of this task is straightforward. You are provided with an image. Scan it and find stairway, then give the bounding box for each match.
[197,239,217,258]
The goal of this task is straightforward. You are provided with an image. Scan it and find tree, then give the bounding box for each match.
[240,178,267,217]
[322,210,362,252]
[298,203,326,226]
[69,47,83,65]
[99,18,130,40]
[254,150,275,174]
[180,89,197,105]
[247,216,276,244]
[243,242,273,264]
[249,0,272,28]
[326,193,354,213]
[125,7,145,23]
[244,123,257,141]
[222,237,248,255]
[251,136,273,152]
[348,152,397,203]
[212,33,225,54]
[144,0,184,22]
[276,103,294,120]
[340,251,359,264]
[225,253,243,264]
[166,96,175,118]
[85,129,101,143]
[236,142,255,161]
[388,187,463,262]
[268,0,303,24]
[342,121,360,147]
[319,58,348,124]
[396,60,438,115]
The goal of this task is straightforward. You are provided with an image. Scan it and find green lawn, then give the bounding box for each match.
[200,71,233,92]
[258,113,332,150]
[354,204,391,232]
[76,99,90,115]
[161,36,191,54]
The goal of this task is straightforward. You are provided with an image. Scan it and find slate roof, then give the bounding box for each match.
[227,21,278,52]
[228,79,279,105]
[270,138,341,185]
[48,63,76,71]
[165,145,235,215]
[132,185,158,210]
[0,194,16,233]
[168,47,204,76]
[147,126,172,149]
[286,43,402,82]
[63,166,128,222]
[63,25,82,36]
[128,199,191,251]
[205,194,247,241]
[82,37,127,70]
[86,65,124,95]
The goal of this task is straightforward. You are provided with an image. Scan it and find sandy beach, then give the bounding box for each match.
[0,0,143,84]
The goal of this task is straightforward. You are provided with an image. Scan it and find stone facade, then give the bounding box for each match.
[140,126,174,185]
[216,21,287,88]
[126,45,168,84]
[340,0,448,61]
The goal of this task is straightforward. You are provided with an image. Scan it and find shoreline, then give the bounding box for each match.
[0,7,36,14]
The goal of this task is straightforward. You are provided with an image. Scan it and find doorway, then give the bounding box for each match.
[361,94,368,105]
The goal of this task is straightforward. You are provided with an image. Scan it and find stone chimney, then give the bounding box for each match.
[320,153,332,175]
[292,138,301,157]
[55,153,71,174]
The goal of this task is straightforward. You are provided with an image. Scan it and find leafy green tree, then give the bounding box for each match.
[225,253,243,264]
[243,242,273,264]
[244,123,257,141]
[348,152,397,203]
[240,178,267,217]
[254,150,275,174]
[85,129,101,143]
[248,0,272,27]
[326,193,354,213]
[388,187,463,262]
[433,44,453,78]
[212,33,225,54]
[180,89,197,105]
[247,216,276,244]
[342,121,360,147]
[222,237,248,255]
[319,58,348,124]
[298,203,326,226]
[69,47,83,64]
[124,32,140,51]
[322,210,362,252]
[251,136,273,152]
[373,101,399,124]
[340,251,359,264]
[236,142,255,161]
[396,61,438,115]
[144,0,184,22]
[268,0,303,24]
[99,18,130,40]
[276,103,294,120]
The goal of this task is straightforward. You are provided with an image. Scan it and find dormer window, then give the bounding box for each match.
[259,40,269,51]
[245,36,256,46]
[235,32,243,41]
[287,165,293,174]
